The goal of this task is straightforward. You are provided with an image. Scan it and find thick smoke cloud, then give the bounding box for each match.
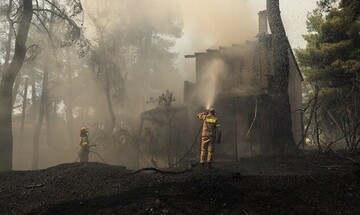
[12,0,263,170]
[176,0,258,82]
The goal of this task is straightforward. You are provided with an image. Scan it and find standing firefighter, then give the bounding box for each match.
[197,108,221,169]
[79,126,96,162]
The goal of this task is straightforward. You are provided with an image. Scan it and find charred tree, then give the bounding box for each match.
[32,0,56,167]
[8,0,22,109]
[31,69,37,125]
[20,75,29,143]
[4,0,14,69]
[103,66,116,132]
[32,67,48,169]
[44,78,51,146]
[66,104,74,145]
[65,49,74,146]
[12,75,21,108]
[88,12,125,134]
[45,98,52,146]
[0,0,33,171]
[267,0,296,154]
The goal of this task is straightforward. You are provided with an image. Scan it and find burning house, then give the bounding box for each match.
[138,10,303,166]
[183,10,303,157]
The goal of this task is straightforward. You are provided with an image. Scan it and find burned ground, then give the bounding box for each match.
[0,153,359,214]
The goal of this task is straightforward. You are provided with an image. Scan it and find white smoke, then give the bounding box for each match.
[196,59,227,109]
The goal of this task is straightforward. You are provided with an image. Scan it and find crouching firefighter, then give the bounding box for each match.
[79,126,96,162]
[197,107,221,169]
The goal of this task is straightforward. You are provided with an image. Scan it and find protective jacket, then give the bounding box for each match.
[197,112,221,139]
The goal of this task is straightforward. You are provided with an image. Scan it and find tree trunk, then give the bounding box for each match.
[51,101,57,132]
[66,105,74,145]
[103,67,116,132]
[31,69,37,124]
[20,76,29,143]
[0,0,33,171]
[12,74,21,108]
[314,107,322,153]
[65,48,74,145]
[9,0,21,109]
[4,0,14,69]
[267,0,295,154]
[32,68,48,170]
[45,80,51,146]
[44,0,56,147]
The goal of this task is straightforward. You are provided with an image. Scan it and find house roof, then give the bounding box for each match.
[185,35,304,81]
[141,104,187,118]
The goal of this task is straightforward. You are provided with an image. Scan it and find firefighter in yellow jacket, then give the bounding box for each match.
[79,126,96,162]
[197,107,221,169]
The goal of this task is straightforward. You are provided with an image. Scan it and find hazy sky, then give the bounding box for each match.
[175,0,317,80]
[81,0,317,96]
[82,0,317,81]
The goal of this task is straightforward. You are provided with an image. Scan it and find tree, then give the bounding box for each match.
[266,0,296,154]
[2,0,14,71]
[0,0,84,171]
[84,0,182,131]
[30,0,84,169]
[124,7,183,112]
[92,0,183,116]
[88,11,126,134]
[296,0,360,152]
[0,0,32,171]
[145,90,178,165]
[0,1,23,109]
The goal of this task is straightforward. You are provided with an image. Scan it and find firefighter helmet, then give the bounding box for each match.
[208,107,216,114]
[80,126,89,138]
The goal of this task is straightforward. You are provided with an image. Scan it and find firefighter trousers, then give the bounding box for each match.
[79,147,89,162]
[200,136,215,163]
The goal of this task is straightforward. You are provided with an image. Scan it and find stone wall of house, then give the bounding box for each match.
[288,54,303,147]
[183,36,303,157]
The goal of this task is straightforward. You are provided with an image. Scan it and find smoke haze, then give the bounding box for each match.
[176,0,258,82]
[9,0,261,170]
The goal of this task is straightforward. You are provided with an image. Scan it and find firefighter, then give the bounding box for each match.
[79,126,96,162]
[197,107,221,169]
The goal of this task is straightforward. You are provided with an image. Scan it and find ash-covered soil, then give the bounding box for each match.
[0,153,359,215]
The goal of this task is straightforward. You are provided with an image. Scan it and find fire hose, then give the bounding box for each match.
[75,149,107,164]
[75,121,203,174]
[165,122,203,169]
[131,122,203,175]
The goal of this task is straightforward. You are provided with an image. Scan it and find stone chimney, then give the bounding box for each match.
[258,10,268,35]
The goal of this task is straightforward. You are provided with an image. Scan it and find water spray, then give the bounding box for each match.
[206,103,210,110]
[197,59,226,110]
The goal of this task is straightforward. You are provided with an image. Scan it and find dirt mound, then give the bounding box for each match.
[0,154,359,214]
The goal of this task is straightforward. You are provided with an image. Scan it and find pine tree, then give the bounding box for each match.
[296,0,360,151]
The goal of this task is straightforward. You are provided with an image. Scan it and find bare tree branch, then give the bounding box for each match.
[33,8,80,33]
[32,11,51,38]
[331,149,360,166]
